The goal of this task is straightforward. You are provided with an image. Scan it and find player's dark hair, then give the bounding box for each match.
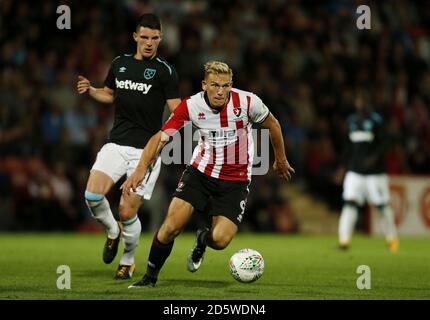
[136,13,162,31]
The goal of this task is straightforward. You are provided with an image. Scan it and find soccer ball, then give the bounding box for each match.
[229,248,264,283]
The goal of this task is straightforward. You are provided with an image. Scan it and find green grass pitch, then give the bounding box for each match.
[0,233,429,300]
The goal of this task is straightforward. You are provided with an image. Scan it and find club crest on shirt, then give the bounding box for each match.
[144,68,156,80]
[233,107,241,117]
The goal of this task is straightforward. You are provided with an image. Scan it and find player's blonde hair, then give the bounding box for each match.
[204,61,233,79]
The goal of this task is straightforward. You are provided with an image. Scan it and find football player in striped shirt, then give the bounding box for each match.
[122,61,295,287]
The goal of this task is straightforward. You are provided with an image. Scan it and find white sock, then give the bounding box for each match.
[119,215,141,266]
[379,206,398,240]
[338,204,358,244]
[86,197,119,239]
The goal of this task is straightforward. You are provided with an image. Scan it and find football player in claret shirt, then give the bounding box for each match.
[121,61,295,287]
[338,89,399,252]
[76,14,181,279]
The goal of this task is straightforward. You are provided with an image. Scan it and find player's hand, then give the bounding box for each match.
[120,167,147,196]
[273,159,295,181]
[77,75,91,94]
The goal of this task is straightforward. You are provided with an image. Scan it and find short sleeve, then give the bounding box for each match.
[162,66,180,99]
[104,65,115,90]
[249,94,270,124]
[161,98,190,136]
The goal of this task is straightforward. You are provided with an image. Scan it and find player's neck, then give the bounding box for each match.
[134,52,157,61]
[204,92,230,111]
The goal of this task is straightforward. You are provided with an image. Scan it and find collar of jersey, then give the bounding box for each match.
[203,92,231,114]
[133,54,158,61]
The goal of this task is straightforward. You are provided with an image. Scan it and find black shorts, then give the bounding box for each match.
[173,165,250,225]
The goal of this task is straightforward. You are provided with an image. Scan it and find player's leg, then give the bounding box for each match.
[115,157,162,279]
[86,143,127,264]
[129,197,194,288]
[187,178,247,272]
[367,174,399,252]
[338,201,359,249]
[113,192,143,279]
[207,216,238,249]
[338,172,364,249]
[85,170,116,234]
[187,216,240,272]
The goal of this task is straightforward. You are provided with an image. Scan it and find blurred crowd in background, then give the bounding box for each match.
[1,0,429,232]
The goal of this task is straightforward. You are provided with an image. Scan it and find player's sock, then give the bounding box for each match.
[197,227,210,247]
[338,203,358,245]
[119,215,141,266]
[85,191,119,239]
[145,232,174,279]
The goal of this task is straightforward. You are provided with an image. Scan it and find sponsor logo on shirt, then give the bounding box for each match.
[115,78,152,94]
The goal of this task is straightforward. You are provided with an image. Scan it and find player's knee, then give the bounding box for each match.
[160,221,181,241]
[118,204,138,221]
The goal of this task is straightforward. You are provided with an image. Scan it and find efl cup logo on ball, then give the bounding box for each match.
[229,249,264,283]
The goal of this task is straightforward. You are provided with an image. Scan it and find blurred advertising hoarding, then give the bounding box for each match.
[370,175,430,236]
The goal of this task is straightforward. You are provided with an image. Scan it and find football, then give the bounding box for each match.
[229,249,264,283]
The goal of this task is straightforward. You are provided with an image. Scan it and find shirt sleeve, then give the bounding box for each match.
[161,66,180,99]
[103,64,115,90]
[249,94,270,124]
[161,98,190,136]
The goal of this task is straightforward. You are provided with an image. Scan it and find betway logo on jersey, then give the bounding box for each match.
[115,78,152,94]
[349,131,374,142]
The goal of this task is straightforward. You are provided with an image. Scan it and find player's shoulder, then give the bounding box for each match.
[153,56,176,76]
[186,91,205,105]
[231,88,262,105]
[111,53,134,64]
[232,88,256,98]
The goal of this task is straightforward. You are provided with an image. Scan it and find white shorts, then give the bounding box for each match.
[342,171,390,206]
[91,143,161,200]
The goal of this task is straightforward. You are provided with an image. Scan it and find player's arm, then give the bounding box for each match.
[163,65,181,113]
[121,130,170,195]
[166,98,181,112]
[121,98,190,194]
[77,75,114,104]
[260,113,295,181]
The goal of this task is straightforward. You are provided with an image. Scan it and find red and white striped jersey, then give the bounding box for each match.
[162,88,270,181]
